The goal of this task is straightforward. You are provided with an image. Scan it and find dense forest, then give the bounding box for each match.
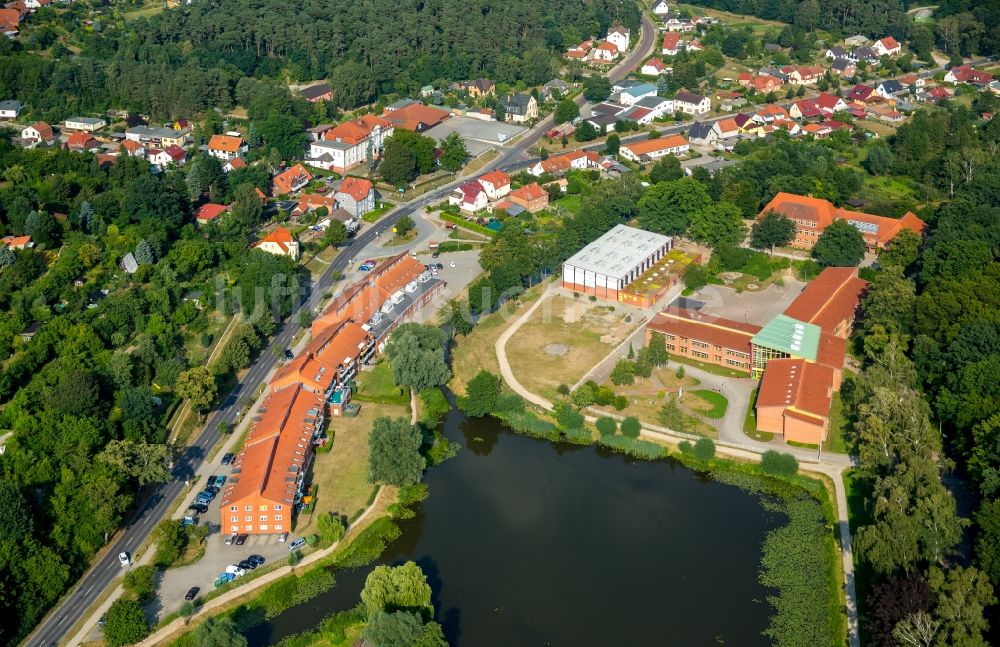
[0,142,302,646]
[0,0,639,121]
[683,0,1000,58]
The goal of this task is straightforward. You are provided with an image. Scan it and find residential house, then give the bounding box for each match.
[618,83,658,106]
[542,79,570,99]
[300,82,332,102]
[591,41,619,62]
[801,123,833,139]
[788,66,823,85]
[420,85,436,98]
[854,47,880,65]
[380,102,450,132]
[566,40,593,60]
[607,25,630,52]
[872,36,901,57]
[459,78,494,97]
[619,106,655,125]
[757,192,926,251]
[633,95,673,119]
[311,114,394,173]
[223,158,247,173]
[195,203,228,225]
[66,132,99,152]
[0,99,20,119]
[20,121,54,144]
[814,92,849,115]
[253,227,300,261]
[772,119,801,136]
[501,93,538,123]
[899,74,925,90]
[207,134,247,161]
[270,163,312,196]
[845,84,878,103]
[508,183,549,213]
[875,79,905,99]
[844,34,870,47]
[641,58,667,76]
[747,75,782,93]
[830,58,856,76]
[688,121,716,146]
[334,177,377,218]
[686,39,704,52]
[584,113,620,134]
[291,193,337,219]
[449,181,488,213]
[619,134,689,162]
[652,0,670,14]
[945,65,994,87]
[673,91,710,115]
[825,46,849,60]
[752,104,790,124]
[922,86,953,103]
[662,32,681,56]
[147,145,187,168]
[0,8,21,35]
[712,117,740,141]
[789,99,824,121]
[2,235,32,250]
[125,125,188,148]
[611,79,644,93]
[477,169,511,201]
[663,17,694,32]
[63,117,106,132]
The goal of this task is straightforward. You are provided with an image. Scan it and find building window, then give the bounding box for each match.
[259,515,268,521]
[275,524,283,530]
[246,525,253,531]
[260,525,268,531]
[245,505,252,511]
[259,505,268,511]
[231,516,238,522]
[692,350,709,360]
[231,525,238,532]
[666,344,676,351]
[230,506,237,512]
[275,515,283,521]
[245,516,252,522]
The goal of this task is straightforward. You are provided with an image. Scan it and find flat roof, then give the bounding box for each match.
[751,314,820,361]
[563,224,671,281]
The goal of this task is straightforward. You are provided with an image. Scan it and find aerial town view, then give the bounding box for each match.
[1,0,999,645]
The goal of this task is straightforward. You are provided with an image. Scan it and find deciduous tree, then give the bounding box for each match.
[368,417,425,486]
[812,219,865,266]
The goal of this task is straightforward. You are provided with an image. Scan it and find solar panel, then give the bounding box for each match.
[848,219,879,234]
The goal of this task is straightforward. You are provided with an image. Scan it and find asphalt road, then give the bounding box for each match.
[26,16,660,647]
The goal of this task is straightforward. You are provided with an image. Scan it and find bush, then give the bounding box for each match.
[556,383,570,395]
[317,512,346,545]
[571,383,596,407]
[494,391,525,414]
[123,565,156,601]
[103,598,149,647]
[761,450,799,477]
[596,417,617,436]
[553,400,585,430]
[595,386,616,406]
[621,416,642,438]
[612,395,628,411]
[598,435,664,459]
[693,437,716,461]
[610,358,635,386]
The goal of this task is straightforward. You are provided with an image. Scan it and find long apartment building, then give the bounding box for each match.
[312,252,446,344]
[219,384,326,535]
[758,192,926,251]
[646,267,867,445]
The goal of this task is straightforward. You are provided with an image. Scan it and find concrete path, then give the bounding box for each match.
[494,287,859,647]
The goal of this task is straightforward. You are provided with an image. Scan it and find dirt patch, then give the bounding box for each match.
[545,343,569,356]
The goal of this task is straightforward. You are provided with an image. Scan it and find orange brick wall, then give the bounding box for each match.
[221,494,292,535]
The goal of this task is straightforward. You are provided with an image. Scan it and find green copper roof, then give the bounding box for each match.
[751,314,820,360]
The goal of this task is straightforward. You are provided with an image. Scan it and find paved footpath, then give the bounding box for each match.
[495,284,860,647]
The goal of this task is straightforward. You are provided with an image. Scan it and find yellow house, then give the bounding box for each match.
[252,227,300,261]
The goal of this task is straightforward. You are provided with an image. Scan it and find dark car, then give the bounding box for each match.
[247,554,265,566]
[431,251,440,258]
[284,349,294,360]
[188,503,208,514]
[184,587,200,601]
[204,485,220,495]
[221,452,235,466]
[238,559,255,570]
[235,534,248,546]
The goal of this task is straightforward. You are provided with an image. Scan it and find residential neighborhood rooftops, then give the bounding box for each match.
[208,134,245,152]
[380,103,450,131]
[195,203,228,222]
[621,134,688,156]
[253,226,295,254]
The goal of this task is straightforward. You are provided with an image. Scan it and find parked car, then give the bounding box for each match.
[118,552,131,567]
[238,559,254,570]
[284,349,294,360]
[434,263,444,270]
[247,554,265,566]
[204,485,220,495]
[431,251,440,258]
[188,503,208,514]
[208,475,227,488]
[221,452,235,466]
[225,533,237,545]
[288,538,306,551]
[359,264,373,272]
[184,587,200,601]
[235,534,248,546]
[449,261,456,268]
[181,516,198,527]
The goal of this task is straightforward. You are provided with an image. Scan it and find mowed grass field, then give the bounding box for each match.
[506,294,639,400]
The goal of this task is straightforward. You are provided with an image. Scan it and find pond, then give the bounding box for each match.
[247,407,782,646]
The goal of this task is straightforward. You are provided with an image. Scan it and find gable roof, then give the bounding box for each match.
[757,357,834,420]
[254,226,295,253]
[25,121,53,140]
[67,132,97,149]
[688,121,714,140]
[648,308,761,356]
[195,203,228,221]
[622,134,688,156]
[337,177,374,202]
[510,182,546,202]
[876,36,900,50]
[662,32,681,50]
[323,114,392,145]
[674,91,706,105]
[783,267,867,334]
[208,134,245,153]
[380,103,450,131]
[273,163,312,195]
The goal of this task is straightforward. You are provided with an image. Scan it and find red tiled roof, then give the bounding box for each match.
[622,134,688,156]
[337,177,374,202]
[648,308,761,356]
[662,32,681,50]
[783,267,867,335]
[27,121,53,140]
[253,226,295,253]
[67,132,97,149]
[381,103,449,131]
[272,163,312,195]
[510,182,546,201]
[208,134,244,153]
[479,169,511,189]
[757,357,833,419]
[195,203,228,221]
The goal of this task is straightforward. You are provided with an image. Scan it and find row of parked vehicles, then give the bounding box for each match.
[214,555,266,587]
[187,475,226,514]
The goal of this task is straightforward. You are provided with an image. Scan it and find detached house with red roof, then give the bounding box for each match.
[207,134,247,161]
[872,36,901,57]
[662,32,681,56]
[253,226,300,261]
[508,183,548,213]
[945,65,994,88]
[66,132,99,152]
[148,145,186,169]
[334,177,376,218]
[449,181,488,213]
[757,192,926,251]
[20,122,54,146]
[845,84,878,103]
[591,41,619,62]
[195,203,228,225]
[272,163,312,196]
[477,169,511,201]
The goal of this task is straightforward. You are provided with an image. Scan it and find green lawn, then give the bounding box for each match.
[742,387,775,441]
[825,391,852,454]
[354,361,410,406]
[669,354,751,378]
[362,202,395,223]
[690,389,728,419]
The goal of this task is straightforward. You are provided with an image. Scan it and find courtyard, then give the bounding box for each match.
[428,116,527,157]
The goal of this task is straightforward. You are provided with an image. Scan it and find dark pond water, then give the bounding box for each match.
[247,407,781,646]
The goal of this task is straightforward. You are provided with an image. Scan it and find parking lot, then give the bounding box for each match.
[428,116,527,157]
